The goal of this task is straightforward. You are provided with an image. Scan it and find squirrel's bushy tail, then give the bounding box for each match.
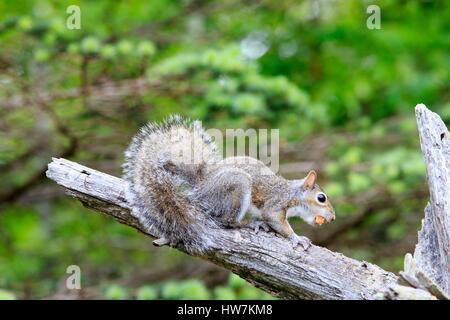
[123,115,220,253]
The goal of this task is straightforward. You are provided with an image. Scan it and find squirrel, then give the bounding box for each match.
[123,115,336,254]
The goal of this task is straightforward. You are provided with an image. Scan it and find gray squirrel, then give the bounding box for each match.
[123,115,335,254]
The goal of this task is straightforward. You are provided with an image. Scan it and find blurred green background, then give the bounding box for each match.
[0,0,449,300]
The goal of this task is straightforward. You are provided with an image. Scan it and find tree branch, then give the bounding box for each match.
[412,104,450,295]
[46,158,398,299]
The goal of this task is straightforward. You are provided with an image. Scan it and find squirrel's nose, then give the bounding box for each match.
[331,215,336,221]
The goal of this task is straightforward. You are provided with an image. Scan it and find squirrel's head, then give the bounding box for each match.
[286,170,336,227]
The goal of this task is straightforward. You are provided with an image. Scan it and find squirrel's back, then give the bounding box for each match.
[123,115,220,253]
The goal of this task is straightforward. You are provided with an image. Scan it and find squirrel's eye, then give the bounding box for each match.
[317,193,327,203]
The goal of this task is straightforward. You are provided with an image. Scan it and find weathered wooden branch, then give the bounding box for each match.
[46,159,398,299]
[415,104,450,289]
[394,104,450,299]
[46,104,449,300]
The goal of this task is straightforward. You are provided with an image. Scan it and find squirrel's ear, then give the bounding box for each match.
[303,170,317,189]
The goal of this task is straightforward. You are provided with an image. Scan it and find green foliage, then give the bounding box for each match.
[225,274,276,300]
[161,282,181,299]
[213,287,236,300]
[80,36,101,55]
[136,286,158,300]
[148,45,311,128]
[178,279,210,300]
[104,284,129,300]
[160,279,210,299]
[228,273,248,289]
[101,274,275,300]
[116,40,134,56]
[137,41,156,57]
[0,290,16,300]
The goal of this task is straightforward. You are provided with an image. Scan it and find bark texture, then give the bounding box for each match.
[411,104,450,296]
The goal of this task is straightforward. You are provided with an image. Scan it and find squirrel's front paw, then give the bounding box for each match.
[247,220,270,234]
[288,234,311,250]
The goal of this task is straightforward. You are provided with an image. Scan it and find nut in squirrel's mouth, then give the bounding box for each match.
[314,215,326,226]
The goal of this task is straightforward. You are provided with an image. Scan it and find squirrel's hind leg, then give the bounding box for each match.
[236,186,252,222]
[198,168,252,227]
[222,168,252,226]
